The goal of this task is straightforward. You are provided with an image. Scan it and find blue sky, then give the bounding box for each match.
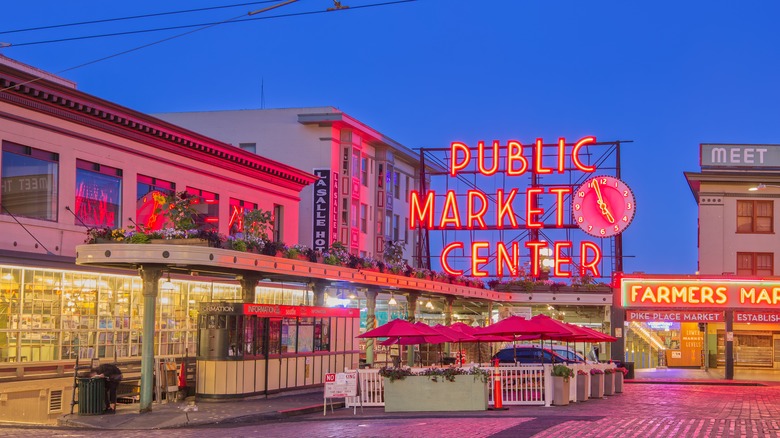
[3,0,780,275]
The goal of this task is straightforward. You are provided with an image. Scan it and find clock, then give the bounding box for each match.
[572,176,636,238]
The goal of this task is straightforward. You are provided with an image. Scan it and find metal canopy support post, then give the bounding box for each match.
[725,310,734,380]
[138,265,163,413]
[444,296,454,356]
[406,292,420,366]
[364,289,379,365]
[238,273,263,303]
[311,280,327,307]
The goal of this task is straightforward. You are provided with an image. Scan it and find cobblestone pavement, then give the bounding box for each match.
[2,384,780,437]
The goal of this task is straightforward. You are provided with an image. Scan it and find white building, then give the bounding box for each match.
[685,143,780,275]
[157,108,424,264]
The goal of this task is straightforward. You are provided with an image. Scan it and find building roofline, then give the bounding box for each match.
[0,59,317,189]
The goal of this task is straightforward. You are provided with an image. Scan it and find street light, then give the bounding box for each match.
[748,183,780,191]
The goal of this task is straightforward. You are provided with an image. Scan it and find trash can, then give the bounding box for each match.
[624,362,635,380]
[77,377,106,415]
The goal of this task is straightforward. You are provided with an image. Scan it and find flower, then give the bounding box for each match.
[577,369,588,376]
[590,368,604,375]
[85,227,125,243]
[615,367,628,376]
[154,191,198,231]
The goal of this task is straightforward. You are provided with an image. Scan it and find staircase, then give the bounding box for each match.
[625,321,666,369]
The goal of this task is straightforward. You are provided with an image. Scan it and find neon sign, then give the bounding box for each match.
[410,136,629,278]
[622,278,780,309]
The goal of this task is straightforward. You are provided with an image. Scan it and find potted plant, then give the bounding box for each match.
[614,367,627,393]
[603,367,615,395]
[590,368,605,399]
[378,366,490,412]
[551,364,573,406]
[243,208,273,240]
[576,369,589,402]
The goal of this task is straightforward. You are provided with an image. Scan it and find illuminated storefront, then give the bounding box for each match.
[616,274,780,377]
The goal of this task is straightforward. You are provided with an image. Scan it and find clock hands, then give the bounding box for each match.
[590,179,615,224]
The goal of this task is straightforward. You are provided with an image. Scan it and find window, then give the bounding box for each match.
[737,200,773,233]
[361,157,368,186]
[393,172,400,199]
[405,175,410,200]
[137,175,175,231]
[1,141,59,221]
[186,187,219,231]
[737,252,773,276]
[273,204,284,242]
[75,160,122,228]
[360,204,368,233]
[351,202,358,228]
[352,150,360,177]
[393,214,400,241]
[377,164,384,188]
[238,143,256,154]
[229,198,257,235]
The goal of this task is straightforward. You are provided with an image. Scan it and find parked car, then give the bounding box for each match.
[550,345,588,363]
[492,345,573,364]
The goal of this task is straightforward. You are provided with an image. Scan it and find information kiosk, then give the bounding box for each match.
[196,302,359,399]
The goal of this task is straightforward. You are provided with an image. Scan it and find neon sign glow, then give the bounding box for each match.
[411,136,622,278]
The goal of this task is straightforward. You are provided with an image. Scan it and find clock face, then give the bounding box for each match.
[572,176,636,238]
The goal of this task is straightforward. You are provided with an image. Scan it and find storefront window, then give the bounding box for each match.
[281,317,297,354]
[268,319,282,355]
[1,141,59,221]
[75,159,122,228]
[136,175,174,231]
[186,187,219,231]
[314,318,330,352]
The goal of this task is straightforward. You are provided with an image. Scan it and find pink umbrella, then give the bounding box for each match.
[357,318,427,339]
[480,316,569,364]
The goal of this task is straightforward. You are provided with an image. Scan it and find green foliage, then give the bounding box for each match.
[383,240,406,265]
[552,364,574,382]
[154,191,198,231]
[379,366,490,383]
[244,208,273,240]
[127,232,151,244]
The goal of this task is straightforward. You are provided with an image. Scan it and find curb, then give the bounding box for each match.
[625,380,766,386]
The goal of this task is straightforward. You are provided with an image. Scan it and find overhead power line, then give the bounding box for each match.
[0,1,282,35]
[5,0,415,48]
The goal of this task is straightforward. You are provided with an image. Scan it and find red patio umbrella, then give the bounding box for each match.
[356,318,428,339]
[479,316,568,364]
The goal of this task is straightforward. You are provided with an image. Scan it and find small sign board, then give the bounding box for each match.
[324,372,361,415]
[324,372,358,398]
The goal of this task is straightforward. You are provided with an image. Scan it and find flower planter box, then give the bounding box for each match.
[552,376,570,406]
[614,372,624,393]
[383,376,488,412]
[576,376,589,402]
[590,374,604,399]
[150,238,208,246]
[603,372,615,396]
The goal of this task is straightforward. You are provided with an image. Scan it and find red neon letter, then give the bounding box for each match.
[497,189,519,228]
[409,190,435,229]
[467,190,488,229]
[526,241,546,277]
[572,136,597,173]
[526,188,544,228]
[507,140,528,176]
[450,142,471,176]
[477,141,500,176]
[533,138,552,174]
[471,241,490,277]
[549,187,572,227]
[496,242,519,277]
[557,138,566,173]
[554,241,573,277]
[439,190,462,228]
[580,241,601,277]
[441,242,464,276]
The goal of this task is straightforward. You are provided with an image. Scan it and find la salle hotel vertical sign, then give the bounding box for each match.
[409,137,636,279]
[312,169,338,251]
